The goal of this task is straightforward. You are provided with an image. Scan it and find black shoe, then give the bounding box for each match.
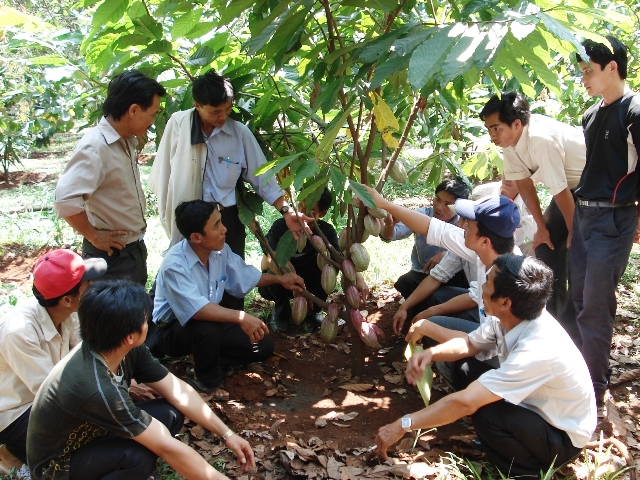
[271,309,291,333]
[304,312,324,333]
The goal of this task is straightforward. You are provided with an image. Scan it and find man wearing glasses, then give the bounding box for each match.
[150,70,311,311]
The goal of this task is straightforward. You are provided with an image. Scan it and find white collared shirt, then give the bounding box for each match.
[0,298,79,430]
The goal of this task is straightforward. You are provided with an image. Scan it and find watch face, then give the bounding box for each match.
[402,415,411,430]
[280,205,290,214]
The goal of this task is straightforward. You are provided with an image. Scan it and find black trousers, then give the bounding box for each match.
[0,407,30,463]
[68,399,183,480]
[82,238,148,286]
[219,205,245,312]
[395,270,469,319]
[155,318,273,388]
[473,401,581,477]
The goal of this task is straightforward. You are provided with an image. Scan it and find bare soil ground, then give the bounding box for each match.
[1,186,639,478]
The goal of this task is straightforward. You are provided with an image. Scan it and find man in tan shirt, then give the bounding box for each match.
[54,71,166,285]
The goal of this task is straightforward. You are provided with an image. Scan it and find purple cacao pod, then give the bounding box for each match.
[360,322,382,349]
[292,296,308,325]
[350,308,363,331]
[342,259,357,283]
[345,285,360,308]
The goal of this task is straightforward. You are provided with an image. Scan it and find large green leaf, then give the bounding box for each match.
[314,78,343,115]
[93,0,129,27]
[275,230,296,268]
[171,10,202,38]
[253,152,308,177]
[347,181,375,209]
[440,25,483,85]
[115,34,150,49]
[538,12,587,61]
[263,7,311,59]
[186,46,215,66]
[460,0,499,17]
[185,22,218,41]
[370,55,410,88]
[132,15,163,40]
[219,0,255,27]
[27,55,70,66]
[408,25,456,90]
[127,1,146,19]
[293,157,319,190]
[315,101,355,162]
[143,40,173,54]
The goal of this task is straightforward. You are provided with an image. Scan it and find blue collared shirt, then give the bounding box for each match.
[200,118,283,207]
[153,240,262,326]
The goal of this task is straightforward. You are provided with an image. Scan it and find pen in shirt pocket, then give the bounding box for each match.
[218,156,240,168]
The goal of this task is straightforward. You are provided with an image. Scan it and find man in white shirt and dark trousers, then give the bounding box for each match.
[479,92,586,341]
[0,249,106,474]
[375,254,596,477]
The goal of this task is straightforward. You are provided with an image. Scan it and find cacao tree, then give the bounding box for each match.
[3,0,639,374]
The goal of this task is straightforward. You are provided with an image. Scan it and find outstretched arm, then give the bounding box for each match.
[364,186,432,237]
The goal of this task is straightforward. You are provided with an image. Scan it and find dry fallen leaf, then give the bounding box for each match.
[606,398,627,438]
[331,421,351,428]
[270,418,285,435]
[315,418,327,428]
[336,412,359,421]
[338,383,373,392]
[266,389,278,397]
[384,374,403,385]
[610,368,640,386]
[391,388,407,395]
[190,424,205,440]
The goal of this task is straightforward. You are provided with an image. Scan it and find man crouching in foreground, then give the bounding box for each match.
[375,254,596,477]
[27,281,254,480]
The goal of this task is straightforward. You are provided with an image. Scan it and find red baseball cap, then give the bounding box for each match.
[33,249,107,300]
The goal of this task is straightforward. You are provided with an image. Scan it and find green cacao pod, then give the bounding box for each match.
[368,207,388,219]
[317,253,330,270]
[389,161,407,183]
[350,243,370,272]
[321,265,337,295]
[342,259,357,283]
[292,296,308,325]
[297,235,307,253]
[338,229,348,251]
[320,315,339,343]
[363,214,381,237]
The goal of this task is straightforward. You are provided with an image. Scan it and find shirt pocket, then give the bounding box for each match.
[210,277,227,305]
[214,159,242,190]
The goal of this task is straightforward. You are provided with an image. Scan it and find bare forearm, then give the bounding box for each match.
[515,178,544,228]
[158,436,227,480]
[64,211,98,241]
[373,199,431,237]
[424,293,476,318]
[430,336,479,361]
[192,303,244,323]
[553,188,575,231]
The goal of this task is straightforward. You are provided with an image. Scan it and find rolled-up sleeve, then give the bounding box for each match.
[160,265,210,326]
[430,251,462,283]
[54,144,104,219]
[222,248,263,298]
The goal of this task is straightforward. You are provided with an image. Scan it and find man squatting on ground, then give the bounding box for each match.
[27,281,255,480]
[380,179,472,335]
[54,71,166,285]
[150,70,312,311]
[375,254,596,476]
[0,250,106,473]
[479,91,586,339]
[572,36,640,410]
[150,200,305,400]
[365,186,521,354]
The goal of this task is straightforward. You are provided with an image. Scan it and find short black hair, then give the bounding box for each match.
[102,71,166,121]
[435,178,470,200]
[78,280,150,353]
[476,221,515,255]
[479,92,531,127]
[175,200,221,240]
[578,35,628,80]
[32,282,82,308]
[317,187,333,212]
[491,254,553,321]
[192,70,235,107]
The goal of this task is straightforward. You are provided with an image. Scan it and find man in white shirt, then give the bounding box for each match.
[480,92,586,337]
[375,254,596,477]
[0,249,106,471]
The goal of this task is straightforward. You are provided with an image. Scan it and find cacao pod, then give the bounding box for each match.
[321,265,337,295]
[292,296,308,325]
[364,214,381,237]
[342,259,357,283]
[350,243,370,272]
[350,308,363,331]
[377,217,385,232]
[389,161,408,183]
[297,235,307,253]
[368,207,388,219]
[345,285,360,308]
[326,303,340,323]
[355,272,368,294]
[338,229,348,251]
[370,323,386,341]
[320,315,339,343]
[360,322,382,349]
[310,235,327,255]
[360,229,370,243]
[317,253,330,270]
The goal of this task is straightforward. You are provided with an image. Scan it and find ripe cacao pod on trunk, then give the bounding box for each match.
[342,259,357,283]
[350,243,370,272]
[345,285,360,308]
[292,296,308,325]
[321,265,337,295]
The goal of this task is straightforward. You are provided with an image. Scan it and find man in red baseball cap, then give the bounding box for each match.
[0,249,106,475]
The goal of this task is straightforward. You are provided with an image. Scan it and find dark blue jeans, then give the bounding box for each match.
[570,204,637,402]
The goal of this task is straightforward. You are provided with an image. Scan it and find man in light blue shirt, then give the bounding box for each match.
[150,71,312,311]
[151,200,305,400]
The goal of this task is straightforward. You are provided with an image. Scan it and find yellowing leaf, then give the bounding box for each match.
[369,91,399,132]
[382,131,399,149]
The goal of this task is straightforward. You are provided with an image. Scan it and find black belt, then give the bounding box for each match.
[577,199,636,209]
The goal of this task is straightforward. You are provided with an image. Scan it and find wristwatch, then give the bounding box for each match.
[401,414,412,432]
[279,204,291,215]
